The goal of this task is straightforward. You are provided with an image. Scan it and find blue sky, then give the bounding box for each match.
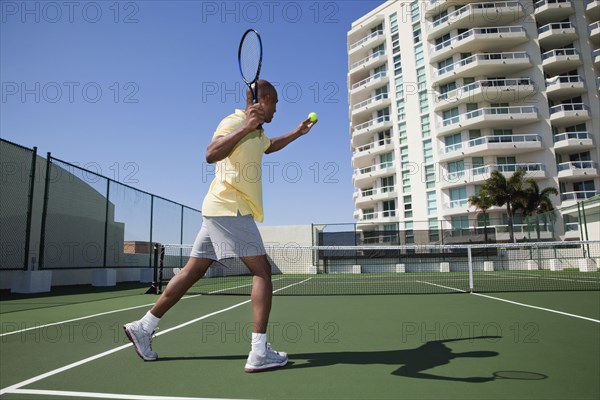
[1,0,386,226]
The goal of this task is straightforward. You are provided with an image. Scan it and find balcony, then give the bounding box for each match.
[353,161,395,186]
[439,134,543,162]
[427,2,524,39]
[351,93,391,119]
[541,48,582,75]
[538,22,577,48]
[557,161,599,180]
[351,115,393,145]
[349,30,385,55]
[349,50,386,75]
[356,209,398,223]
[494,223,553,241]
[545,75,586,99]
[591,21,600,45]
[430,26,528,63]
[560,190,599,207]
[553,131,595,152]
[549,103,591,126]
[593,49,600,68]
[435,78,536,111]
[437,106,538,136]
[352,138,395,168]
[441,163,547,188]
[433,52,531,86]
[354,185,397,207]
[424,0,477,16]
[534,0,574,25]
[587,0,600,21]
[349,71,389,98]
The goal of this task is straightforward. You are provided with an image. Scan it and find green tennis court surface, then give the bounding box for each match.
[1,285,599,399]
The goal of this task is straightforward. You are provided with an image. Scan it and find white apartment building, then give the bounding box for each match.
[348,0,600,243]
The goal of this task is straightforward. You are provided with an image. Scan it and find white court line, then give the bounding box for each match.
[418,281,599,323]
[472,292,600,323]
[10,388,243,399]
[417,280,467,293]
[0,277,312,397]
[0,277,285,338]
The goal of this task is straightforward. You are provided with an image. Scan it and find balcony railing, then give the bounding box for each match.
[355,161,394,176]
[441,134,542,154]
[452,163,545,178]
[546,75,584,86]
[351,71,387,91]
[441,106,537,127]
[354,138,393,154]
[438,78,533,101]
[357,185,396,198]
[350,50,386,70]
[534,0,571,9]
[349,30,384,51]
[431,2,520,29]
[560,190,599,201]
[354,115,391,132]
[557,161,598,171]
[593,48,600,59]
[360,210,397,221]
[352,93,389,111]
[541,47,578,59]
[553,131,592,142]
[446,199,469,208]
[436,52,529,76]
[538,22,574,34]
[433,26,526,53]
[549,103,589,114]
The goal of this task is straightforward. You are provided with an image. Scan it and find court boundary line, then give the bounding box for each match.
[0,278,311,396]
[0,277,286,338]
[472,292,600,323]
[419,281,599,323]
[9,388,243,400]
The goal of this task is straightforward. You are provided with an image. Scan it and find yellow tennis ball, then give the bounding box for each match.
[308,112,318,122]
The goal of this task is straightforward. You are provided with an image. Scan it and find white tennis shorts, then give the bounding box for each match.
[190,213,266,261]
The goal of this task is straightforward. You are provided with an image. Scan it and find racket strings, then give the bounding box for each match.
[239,33,261,82]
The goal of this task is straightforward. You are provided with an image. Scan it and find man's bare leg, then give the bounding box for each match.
[150,256,213,318]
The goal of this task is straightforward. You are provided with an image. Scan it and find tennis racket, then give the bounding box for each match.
[238,29,263,104]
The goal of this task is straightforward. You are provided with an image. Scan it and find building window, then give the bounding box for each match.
[423,139,433,163]
[427,191,437,215]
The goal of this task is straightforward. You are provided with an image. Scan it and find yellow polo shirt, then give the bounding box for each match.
[201,109,271,222]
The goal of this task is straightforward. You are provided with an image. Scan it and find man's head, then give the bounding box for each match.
[246,80,278,123]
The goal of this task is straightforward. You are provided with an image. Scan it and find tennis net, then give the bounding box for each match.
[153,241,600,295]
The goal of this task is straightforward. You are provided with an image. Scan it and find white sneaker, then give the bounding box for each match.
[123,321,158,361]
[244,343,288,372]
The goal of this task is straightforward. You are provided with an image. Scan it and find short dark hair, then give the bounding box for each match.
[246,80,276,106]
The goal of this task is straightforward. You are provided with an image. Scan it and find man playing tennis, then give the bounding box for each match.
[124,80,317,372]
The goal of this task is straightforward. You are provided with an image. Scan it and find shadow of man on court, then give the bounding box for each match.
[288,336,500,382]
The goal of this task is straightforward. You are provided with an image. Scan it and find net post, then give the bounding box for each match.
[467,245,474,293]
[145,243,160,294]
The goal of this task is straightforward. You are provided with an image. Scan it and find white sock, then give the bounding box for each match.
[140,311,160,333]
[251,332,267,356]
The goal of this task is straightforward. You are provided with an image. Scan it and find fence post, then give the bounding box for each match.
[24,147,37,271]
[38,153,52,269]
[103,180,110,268]
[149,195,154,267]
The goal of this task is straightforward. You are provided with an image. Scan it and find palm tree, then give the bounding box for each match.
[482,169,528,243]
[519,179,558,240]
[468,188,494,243]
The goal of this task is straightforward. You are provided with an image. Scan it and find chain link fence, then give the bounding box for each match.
[0,139,201,271]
